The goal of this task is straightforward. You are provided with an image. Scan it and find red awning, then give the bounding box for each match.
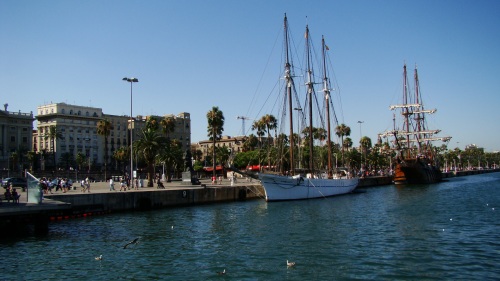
[203,165,224,172]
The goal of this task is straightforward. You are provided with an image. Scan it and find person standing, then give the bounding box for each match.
[120,179,126,191]
[109,178,115,191]
[61,178,67,193]
[85,176,91,193]
[11,188,20,203]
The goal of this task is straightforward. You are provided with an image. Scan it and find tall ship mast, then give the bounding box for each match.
[380,64,451,184]
[258,14,359,201]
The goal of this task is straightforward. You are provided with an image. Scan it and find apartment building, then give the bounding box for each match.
[134,112,191,152]
[0,104,35,170]
[35,102,191,170]
[195,135,246,162]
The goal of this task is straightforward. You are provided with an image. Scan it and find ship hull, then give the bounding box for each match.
[259,174,359,201]
[393,160,442,185]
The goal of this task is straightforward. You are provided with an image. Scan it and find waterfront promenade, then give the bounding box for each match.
[5,176,262,205]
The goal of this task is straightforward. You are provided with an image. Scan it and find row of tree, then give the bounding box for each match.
[6,106,499,181]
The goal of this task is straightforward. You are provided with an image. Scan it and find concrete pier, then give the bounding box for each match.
[2,170,498,237]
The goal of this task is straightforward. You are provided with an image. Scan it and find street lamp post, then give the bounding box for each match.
[123,77,138,186]
[357,121,364,170]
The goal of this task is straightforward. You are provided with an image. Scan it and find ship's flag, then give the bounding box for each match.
[325,45,330,51]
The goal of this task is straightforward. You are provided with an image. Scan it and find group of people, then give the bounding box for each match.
[3,185,20,203]
[39,177,74,194]
[80,177,92,193]
[211,175,223,184]
[109,177,143,191]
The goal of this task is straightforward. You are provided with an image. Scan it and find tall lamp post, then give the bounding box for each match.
[123,77,138,185]
[357,121,364,170]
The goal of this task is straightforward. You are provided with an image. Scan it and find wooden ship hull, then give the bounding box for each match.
[393,158,442,185]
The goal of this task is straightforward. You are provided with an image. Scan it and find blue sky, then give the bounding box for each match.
[1,0,499,152]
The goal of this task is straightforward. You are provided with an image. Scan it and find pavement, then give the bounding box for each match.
[5,176,261,204]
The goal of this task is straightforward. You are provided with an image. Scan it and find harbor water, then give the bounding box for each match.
[2,173,499,280]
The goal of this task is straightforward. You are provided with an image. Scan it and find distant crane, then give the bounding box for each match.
[237,116,250,136]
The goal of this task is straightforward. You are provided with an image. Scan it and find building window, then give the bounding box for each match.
[86,111,89,116]
[23,137,28,143]
[62,109,65,114]
[10,136,15,142]
[70,109,73,115]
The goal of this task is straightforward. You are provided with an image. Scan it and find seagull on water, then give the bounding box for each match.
[217,269,226,275]
[123,238,140,249]
[95,255,102,261]
[287,260,296,267]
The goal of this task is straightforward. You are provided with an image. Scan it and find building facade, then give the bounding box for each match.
[36,103,109,169]
[0,104,35,172]
[195,135,246,163]
[134,112,191,152]
[35,102,191,171]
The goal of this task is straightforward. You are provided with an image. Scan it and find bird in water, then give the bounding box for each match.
[217,269,226,275]
[287,260,296,267]
[95,255,102,261]
[123,238,140,249]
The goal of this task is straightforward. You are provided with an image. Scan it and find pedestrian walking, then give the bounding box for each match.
[85,176,91,193]
[109,178,115,191]
[120,179,127,191]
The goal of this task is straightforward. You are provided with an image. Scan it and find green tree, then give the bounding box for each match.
[259,114,277,168]
[359,136,372,168]
[134,128,167,187]
[160,116,176,139]
[160,115,176,181]
[26,151,36,172]
[251,119,266,146]
[206,106,225,179]
[112,147,128,175]
[335,123,351,166]
[97,118,114,180]
[59,152,74,170]
[242,134,259,152]
[44,125,63,168]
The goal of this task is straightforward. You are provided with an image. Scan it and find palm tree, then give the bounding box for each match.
[44,125,63,169]
[335,123,351,166]
[97,119,113,181]
[160,116,176,139]
[359,136,372,168]
[261,114,277,169]
[160,116,176,181]
[75,152,86,181]
[112,147,128,176]
[9,152,18,172]
[26,151,36,172]
[134,128,167,187]
[206,106,225,179]
[242,134,259,152]
[343,137,353,167]
[251,119,266,170]
[261,114,277,144]
[314,127,327,144]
